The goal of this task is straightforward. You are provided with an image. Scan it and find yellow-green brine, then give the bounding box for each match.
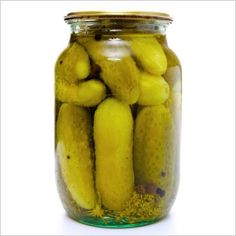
[55,11,181,228]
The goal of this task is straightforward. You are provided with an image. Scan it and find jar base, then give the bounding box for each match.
[68,214,167,228]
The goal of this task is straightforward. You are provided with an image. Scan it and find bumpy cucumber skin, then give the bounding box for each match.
[129,36,167,76]
[55,43,90,82]
[55,79,106,107]
[81,39,140,104]
[134,105,176,201]
[56,103,96,209]
[94,98,134,211]
[138,72,170,106]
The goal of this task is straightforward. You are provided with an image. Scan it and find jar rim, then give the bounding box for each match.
[64,11,173,22]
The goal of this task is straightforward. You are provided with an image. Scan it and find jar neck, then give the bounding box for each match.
[66,18,170,36]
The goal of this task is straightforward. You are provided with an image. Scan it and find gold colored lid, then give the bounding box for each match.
[64,11,173,22]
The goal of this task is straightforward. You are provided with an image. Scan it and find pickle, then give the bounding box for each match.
[55,79,106,106]
[163,47,182,87]
[55,42,90,82]
[56,103,96,209]
[138,72,170,106]
[134,105,174,195]
[163,47,182,126]
[94,98,134,210]
[129,36,167,75]
[164,47,181,68]
[80,38,140,104]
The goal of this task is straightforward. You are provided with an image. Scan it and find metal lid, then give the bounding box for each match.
[64,11,173,22]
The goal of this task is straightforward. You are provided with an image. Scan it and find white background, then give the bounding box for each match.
[1,1,235,235]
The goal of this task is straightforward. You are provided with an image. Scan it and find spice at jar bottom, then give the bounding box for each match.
[55,11,181,228]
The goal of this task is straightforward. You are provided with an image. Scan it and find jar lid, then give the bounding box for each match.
[64,11,173,22]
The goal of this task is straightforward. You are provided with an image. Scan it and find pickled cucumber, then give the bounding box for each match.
[55,43,90,82]
[80,38,140,104]
[163,47,182,87]
[94,98,134,210]
[129,36,167,75]
[164,47,181,68]
[138,72,170,106]
[56,103,96,209]
[134,105,174,195]
[55,79,106,106]
[163,47,182,126]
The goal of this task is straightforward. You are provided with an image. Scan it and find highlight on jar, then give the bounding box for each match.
[55,11,182,228]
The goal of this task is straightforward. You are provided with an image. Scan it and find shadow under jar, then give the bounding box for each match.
[55,11,182,228]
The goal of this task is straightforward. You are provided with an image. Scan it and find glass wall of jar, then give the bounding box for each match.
[55,12,182,228]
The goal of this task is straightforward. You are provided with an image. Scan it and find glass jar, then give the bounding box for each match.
[55,11,181,228]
